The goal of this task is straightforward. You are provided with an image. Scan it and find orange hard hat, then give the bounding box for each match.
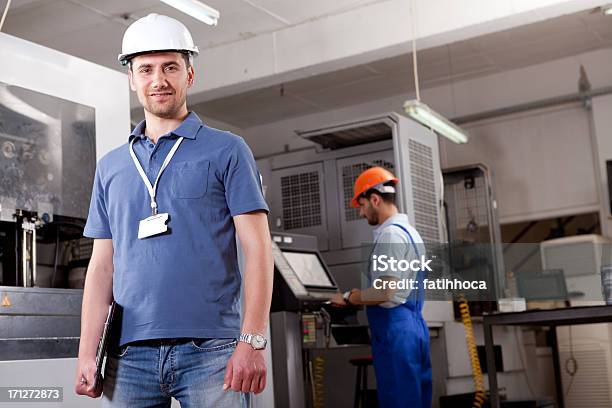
[350,166,398,208]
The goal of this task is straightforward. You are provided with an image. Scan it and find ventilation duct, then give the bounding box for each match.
[296,120,392,150]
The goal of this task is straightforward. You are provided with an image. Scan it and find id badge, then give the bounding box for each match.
[138,213,169,239]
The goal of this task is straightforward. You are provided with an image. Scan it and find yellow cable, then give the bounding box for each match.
[458,295,486,408]
[313,355,326,408]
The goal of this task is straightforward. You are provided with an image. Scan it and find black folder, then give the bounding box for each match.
[93,301,116,389]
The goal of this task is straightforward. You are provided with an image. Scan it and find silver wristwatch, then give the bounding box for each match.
[239,333,267,350]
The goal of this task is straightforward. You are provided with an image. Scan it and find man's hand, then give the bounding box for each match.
[74,357,102,398]
[329,292,347,307]
[223,342,266,394]
[75,238,113,399]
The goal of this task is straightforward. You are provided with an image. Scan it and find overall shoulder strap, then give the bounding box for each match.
[390,223,426,311]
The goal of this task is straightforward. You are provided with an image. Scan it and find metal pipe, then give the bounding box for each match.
[32,227,37,286]
[453,86,612,125]
[16,214,39,287]
[21,227,27,287]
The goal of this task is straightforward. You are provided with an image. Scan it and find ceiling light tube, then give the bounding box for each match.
[403,99,469,144]
[160,0,220,26]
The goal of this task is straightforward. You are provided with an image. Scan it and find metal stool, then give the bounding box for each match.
[349,356,374,408]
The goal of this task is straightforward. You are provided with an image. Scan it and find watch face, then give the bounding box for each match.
[252,334,266,349]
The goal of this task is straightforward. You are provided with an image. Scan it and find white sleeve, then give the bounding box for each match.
[371,229,417,280]
[371,228,420,308]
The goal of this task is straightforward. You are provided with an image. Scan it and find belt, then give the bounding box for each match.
[128,337,196,347]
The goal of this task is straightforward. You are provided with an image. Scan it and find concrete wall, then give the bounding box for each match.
[441,104,597,224]
[591,93,612,237]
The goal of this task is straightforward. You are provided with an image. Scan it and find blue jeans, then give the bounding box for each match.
[101,338,250,408]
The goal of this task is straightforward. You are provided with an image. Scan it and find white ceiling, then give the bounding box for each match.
[3,1,612,128]
[192,8,612,128]
[2,0,374,68]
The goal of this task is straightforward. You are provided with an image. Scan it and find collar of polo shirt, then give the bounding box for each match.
[128,111,203,142]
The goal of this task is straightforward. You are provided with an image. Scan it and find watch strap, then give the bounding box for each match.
[239,333,252,344]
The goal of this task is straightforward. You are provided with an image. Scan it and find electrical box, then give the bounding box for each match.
[263,113,443,256]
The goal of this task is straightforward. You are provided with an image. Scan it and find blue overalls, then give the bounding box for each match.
[366,224,432,408]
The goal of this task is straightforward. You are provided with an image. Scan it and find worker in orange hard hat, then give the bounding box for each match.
[330,166,432,408]
[349,166,399,211]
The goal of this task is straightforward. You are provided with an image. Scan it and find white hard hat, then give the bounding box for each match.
[118,13,199,65]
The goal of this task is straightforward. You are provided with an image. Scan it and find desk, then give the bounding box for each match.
[483,305,612,408]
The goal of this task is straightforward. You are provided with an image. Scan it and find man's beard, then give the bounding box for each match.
[143,93,185,118]
[366,213,379,225]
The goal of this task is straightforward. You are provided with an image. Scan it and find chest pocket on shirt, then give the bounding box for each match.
[170,160,209,199]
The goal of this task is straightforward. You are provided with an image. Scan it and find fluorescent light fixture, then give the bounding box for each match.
[603,4,612,15]
[403,99,469,144]
[160,0,220,26]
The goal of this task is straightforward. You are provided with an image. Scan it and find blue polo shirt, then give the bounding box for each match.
[83,112,269,346]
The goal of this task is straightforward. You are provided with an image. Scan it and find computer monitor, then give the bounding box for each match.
[516,269,568,301]
[281,249,337,291]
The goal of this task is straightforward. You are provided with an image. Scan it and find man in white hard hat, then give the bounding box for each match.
[75,14,273,407]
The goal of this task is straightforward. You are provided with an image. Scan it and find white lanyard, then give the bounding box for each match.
[129,136,184,215]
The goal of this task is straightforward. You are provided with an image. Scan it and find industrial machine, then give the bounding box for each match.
[258,113,444,310]
[541,234,612,305]
[0,79,96,288]
[0,74,100,376]
[0,32,130,407]
[0,71,97,369]
[442,164,505,316]
[270,231,370,408]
